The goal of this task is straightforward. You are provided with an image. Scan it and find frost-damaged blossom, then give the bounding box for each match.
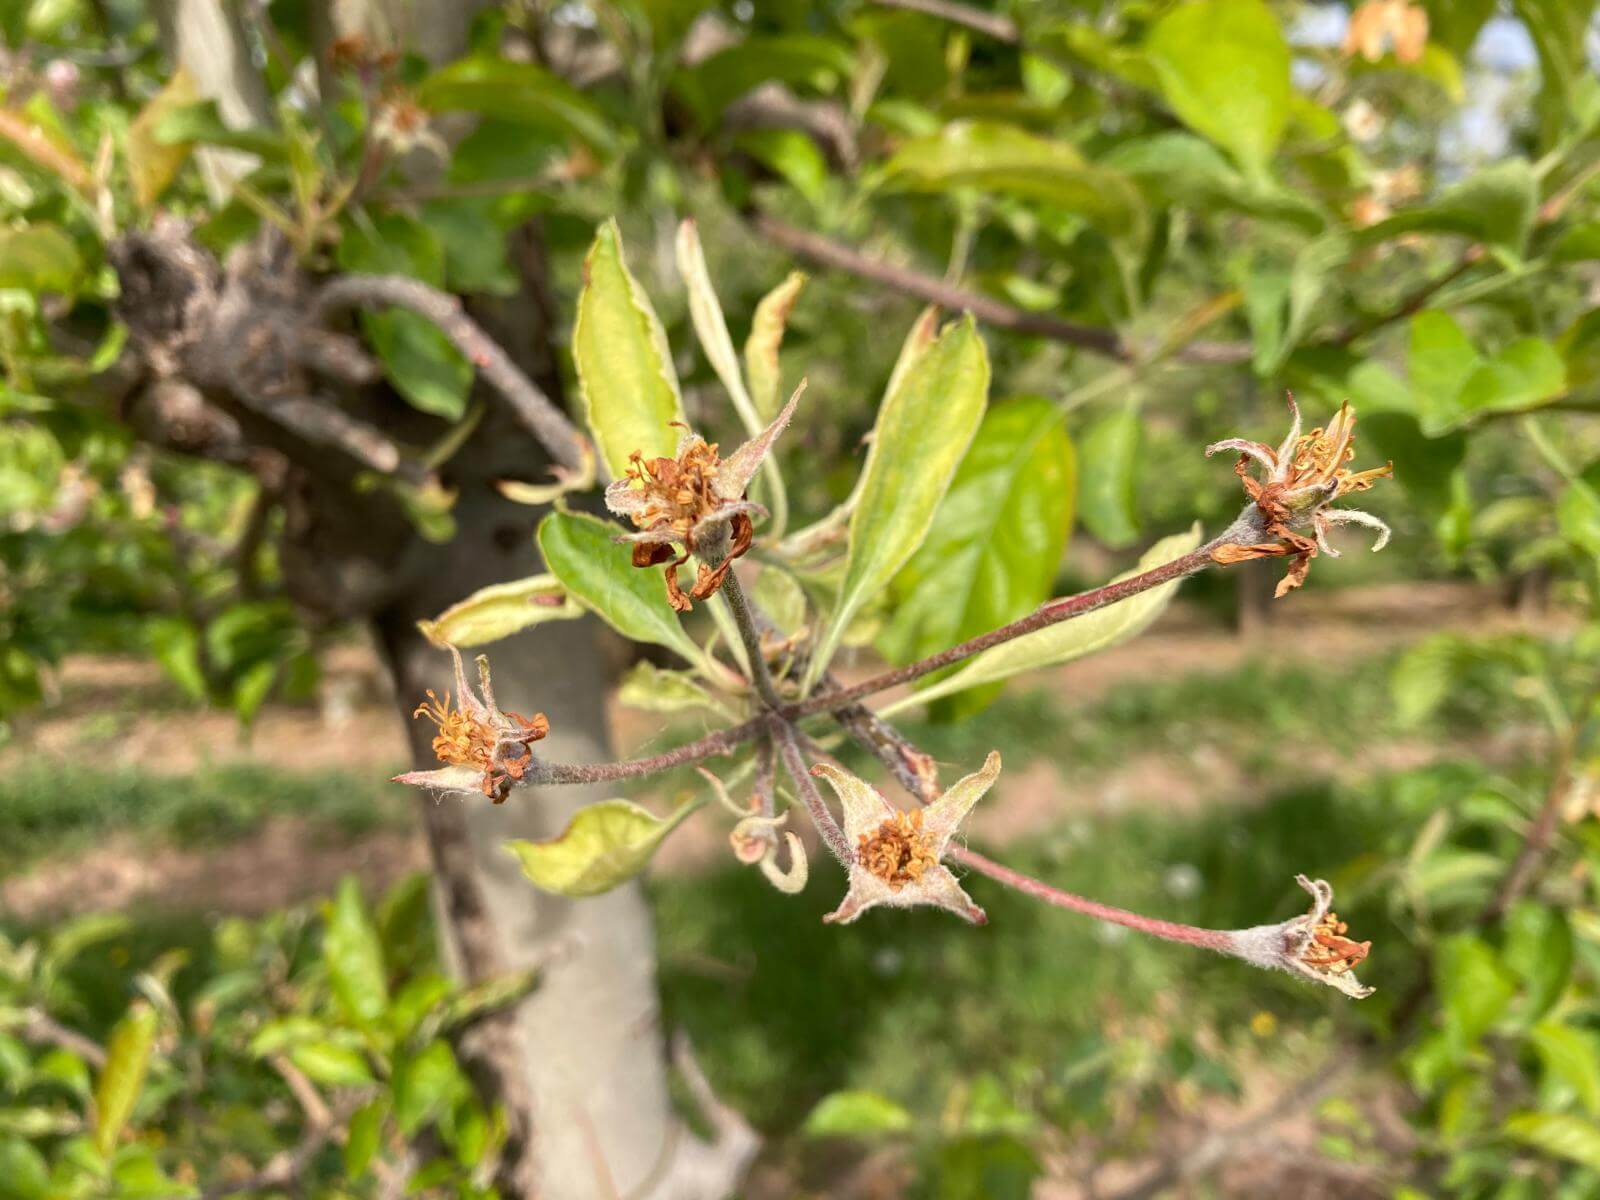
[1343,0,1428,65]
[698,767,808,894]
[1224,875,1374,999]
[397,645,548,802]
[606,385,802,612]
[812,751,1002,925]
[1207,397,1392,598]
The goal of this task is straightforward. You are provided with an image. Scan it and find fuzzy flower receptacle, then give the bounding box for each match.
[1224,875,1374,999]
[811,751,1002,925]
[1207,397,1392,597]
[605,385,802,612]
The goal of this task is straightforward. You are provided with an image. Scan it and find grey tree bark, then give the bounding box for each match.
[150,1,756,1194]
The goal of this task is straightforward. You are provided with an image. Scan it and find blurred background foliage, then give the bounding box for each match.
[1,0,1599,1195]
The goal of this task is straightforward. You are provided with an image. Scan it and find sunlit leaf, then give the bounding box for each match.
[537,510,702,664]
[1505,1111,1600,1174]
[419,574,583,648]
[126,67,200,209]
[323,877,388,1027]
[882,398,1075,719]
[92,1002,158,1158]
[884,524,1202,714]
[745,271,806,421]
[573,219,684,476]
[506,795,702,897]
[1145,0,1291,177]
[803,316,990,692]
[0,224,81,293]
[803,1090,913,1138]
[1077,403,1141,548]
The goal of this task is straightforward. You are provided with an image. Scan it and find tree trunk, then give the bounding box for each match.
[374,506,678,1198]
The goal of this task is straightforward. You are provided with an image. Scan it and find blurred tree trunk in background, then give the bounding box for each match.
[150,1,739,1195]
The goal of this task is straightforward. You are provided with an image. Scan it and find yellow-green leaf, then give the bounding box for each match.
[537,510,701,663]
[882,524,1201,715]
[126,67,200,209]
[1505,1111,1600,1174]
[803,316,990,692]
[0,224,81,292]
[506,795,702,897]
[573,219,684,477]
[616,661,736,719]
[323,877,388,1027]
[745,271,806,420]
[419,574,582,648]
[92,1001,158,1157]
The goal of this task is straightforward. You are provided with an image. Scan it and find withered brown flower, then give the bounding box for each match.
[812,751,1002,925]
[1225,875,1374,999]
[605,385,802,612]
[1207,397,1392,598]
[398,645,547,802]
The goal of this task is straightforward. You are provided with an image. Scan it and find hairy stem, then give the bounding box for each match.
[774,725,852,865]
[785,536,1226,720]
[527,716,769,785]
[948,847,1233,952]
[720,569,786,711]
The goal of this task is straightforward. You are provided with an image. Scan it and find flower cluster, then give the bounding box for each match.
[606,386,801,611]
[399,645,548,802]
[1208,397,1392,597]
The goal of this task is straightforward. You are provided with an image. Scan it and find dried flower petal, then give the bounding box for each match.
[401,645,548,801]
[1207,397,1392,597]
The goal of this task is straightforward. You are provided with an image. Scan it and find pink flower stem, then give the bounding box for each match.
[948,847,1232,952]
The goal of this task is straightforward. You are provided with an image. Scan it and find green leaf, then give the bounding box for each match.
[418,574,583,648]
[345,1096,389,1177]
[1359,160,1539,258]
[289,1041,374,1088]
[1530,1022,1600,1117]
[572,219,685,476]
[0,1136,48,1200]
[1505,1111,1600,1174]
[802,1090,913,1139]
[803,316,990,692]
[1144,0,1291,177]
[323,877,388,1027]
[92,1001,158,1158]
[1457,339,1566,419]
[1389,633,1462,726]
[336,214,471,419]
[881,398,1075,717]
[1362,414,1466,519]
[537,510,702,663]
[745,271,807,421]
[1106,133,1324,230]
[884,525,1202,715]
[0,224,81,292]
[880,121,1146,243]
[506,795,702,897]
[393,1041,468,1135]
[1077,404,1141,548]
[417,57,618,154]
[1436,934,1515,1052]
[673,34,853,123]
[616,661,734,719]
[1503,901,1572,1021]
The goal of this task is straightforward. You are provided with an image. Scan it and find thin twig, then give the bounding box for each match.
[314,274,592,473]
[720,570,786,711]
[775,725,852,864]
[750,214,1252,366]
[948,847,1232,952]
[1330,248,1482,347]
[785,535,1225,717]
[871,0,1018,41]
[1483,725,1577,923]
[20,1009,107,1069]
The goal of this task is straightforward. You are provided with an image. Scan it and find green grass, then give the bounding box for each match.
[0,762,409,869]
